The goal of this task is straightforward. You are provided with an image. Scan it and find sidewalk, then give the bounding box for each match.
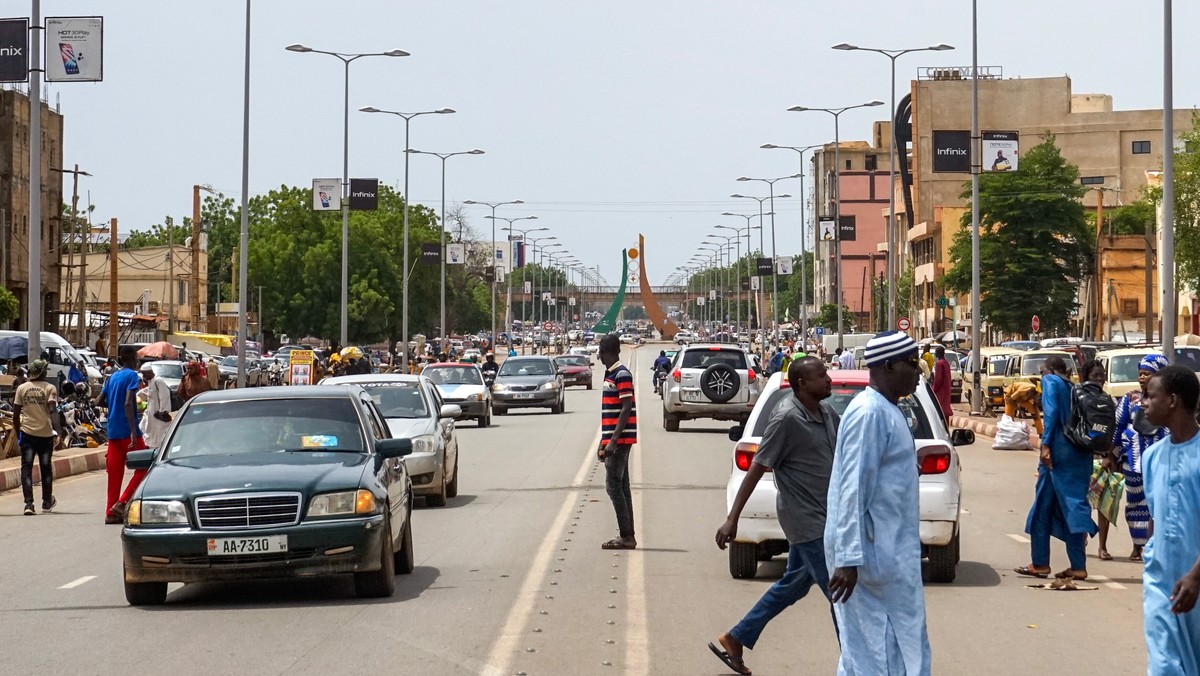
[949,402,1040,449]
[0,445,106,496]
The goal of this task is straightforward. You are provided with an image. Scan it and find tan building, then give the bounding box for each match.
[0,89,65,330]
[70,244,208,334]
[902,70,1192,339]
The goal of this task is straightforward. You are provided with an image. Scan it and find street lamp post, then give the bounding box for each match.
[729,195,782,253]
[738,174,800,346]
[788,99,885,350]
[720,213,764,335]
[406,148,485,352]
[474,206,532,345]
[708,234,737,326]
[1161,0,1176,361]
[760,143,825,342]
[505,225,549,352]
[359,106,454,361]
[286,44,409,347]
[525,234,556,353]
[831,42,954,330]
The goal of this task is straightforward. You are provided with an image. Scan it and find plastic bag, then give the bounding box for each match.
[992,414,1032,450]
[1088,463,1125,525]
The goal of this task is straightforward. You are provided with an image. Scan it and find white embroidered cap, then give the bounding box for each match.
[863,331,919,367]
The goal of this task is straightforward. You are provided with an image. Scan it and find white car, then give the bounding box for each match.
[422,362,493,427]
[724,370,973,583]
[675,330,695,345]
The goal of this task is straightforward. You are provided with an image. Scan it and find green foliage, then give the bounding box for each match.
[943,135,1092,335]
[0,286,18,326]
[1104,199,1156,237]
[1146,112,1200,290]
[814,303,853,332]
[124,218,193,249]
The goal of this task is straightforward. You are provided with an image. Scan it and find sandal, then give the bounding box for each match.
[708,642,752,675]
[1098,550,1113,561]
[1129,550,1143,562]
[1054,568,1088,580]
[601,538,637,550]
[1013,565,1051,578]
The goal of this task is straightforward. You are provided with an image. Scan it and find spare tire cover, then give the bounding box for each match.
[700,362,740,403]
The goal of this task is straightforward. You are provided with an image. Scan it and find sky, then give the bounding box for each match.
[12,1,1200,287]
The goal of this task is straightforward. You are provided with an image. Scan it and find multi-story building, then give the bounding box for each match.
[901,71,1193,339]
[0,88,65,330]
[811,137,894,328]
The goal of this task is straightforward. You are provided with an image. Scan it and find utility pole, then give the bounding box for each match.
[166,216,176,336]
[53,164,91,345]
[256,285,265,345]
[192,185,202,331]
[108,218,119,355]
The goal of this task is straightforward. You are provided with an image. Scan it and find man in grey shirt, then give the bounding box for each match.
[710,356,839,675]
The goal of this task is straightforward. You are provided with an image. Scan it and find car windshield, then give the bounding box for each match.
[424,366,482,386]
[358,382,430,418]
[150,362,185,379]
[164,398,365,457]
[750,385,934,440]
[499,359,554,376]
[681,349,747,370]
[988,357,1008,376]
[1175,348,1200,371]
[1109,354,1148,383]
[1021,356,1051,376]
[221,356,238,367]
[555,356,589,367]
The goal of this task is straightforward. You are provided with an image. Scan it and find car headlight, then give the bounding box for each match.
[542,381,559,390]
[469,393,485,401]
[127,499,188,526]
[492,383,509,392]
[410,434,437,454]
[308,490,376,517]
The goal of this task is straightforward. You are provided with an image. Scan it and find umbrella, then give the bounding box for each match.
[1175,333,1200,346]
[0,336,30,361]
[340,346,364,360]
[137,341,179,360]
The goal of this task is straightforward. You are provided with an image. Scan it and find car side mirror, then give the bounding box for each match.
[439,404,462,419]
[950,428,975,447]
[126,449,156,470]
[728,425,745,442]
[376,438,414,459]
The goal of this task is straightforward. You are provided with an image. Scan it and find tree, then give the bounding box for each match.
[0,286,17,327]
[124,218,193,249]
[1103,199,1156,237]
[813,303,853,332]
[1147,112,1200,289]
[943,135,1092,336]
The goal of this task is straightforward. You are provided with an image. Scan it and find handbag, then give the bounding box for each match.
[1087,463,1125,525]
[1131,405,1158,437]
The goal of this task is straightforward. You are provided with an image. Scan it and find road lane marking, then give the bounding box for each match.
[624,347,649,675]
[58,576,96,589]
[482,424,602,676]
[1088,574,1127,590]
[1007,533,1030,544]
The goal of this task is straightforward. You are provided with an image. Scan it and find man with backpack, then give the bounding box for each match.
[1013,356,1099,581]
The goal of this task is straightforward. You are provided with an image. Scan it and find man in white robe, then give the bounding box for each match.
[139,363,172,448]
[825,331,930,675]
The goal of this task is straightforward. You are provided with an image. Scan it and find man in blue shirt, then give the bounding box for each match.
[99,345,147,524]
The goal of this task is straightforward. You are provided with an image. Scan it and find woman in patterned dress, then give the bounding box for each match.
[1110,353,1168,562]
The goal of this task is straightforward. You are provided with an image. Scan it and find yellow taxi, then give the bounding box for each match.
[1096,348,1157,399]
[963,347,1019,412]
[1002,350,1081,395]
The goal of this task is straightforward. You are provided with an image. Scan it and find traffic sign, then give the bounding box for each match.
[1031,315,1040,332]
[897,317,912,331]
[936,295,949,309]
[543,321,553,331]
[815,327,825,336]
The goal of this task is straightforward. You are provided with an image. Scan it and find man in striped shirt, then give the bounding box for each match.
[599,334,638,550]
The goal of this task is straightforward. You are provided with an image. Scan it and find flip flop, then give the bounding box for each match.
[1129,551,1143,562]
[601,538,637,550]
[1098,551,1113,561]
[1054,568,1088,580]
[1013,565,1051,578]
[708,642,752,675]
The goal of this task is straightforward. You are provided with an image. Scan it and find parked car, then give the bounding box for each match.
[675,330,695,345]
[491,356,565,415]
[661,343,762,431]
[1096,348,1157,399]
[421,362,492,427]
[963,347,1018,413]
[554,355,593,389]
[119,385,416,605]
[146,360,186,410]
[1002,349,1081,392]
[324,374,461,507]
[724,370,974,583]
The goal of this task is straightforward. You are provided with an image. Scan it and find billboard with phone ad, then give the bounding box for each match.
[45,16,102,82]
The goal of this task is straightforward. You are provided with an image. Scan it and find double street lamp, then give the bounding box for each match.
[729,194,788,253]
[788,99,885,349]
[504,225,550,351]
[760,143,824,342]
[405,148,485,351]
[831,42,954,329]
[738,174,800,346]
[359,105,455,359]
[474,206,533,346]
[286,43,409,347]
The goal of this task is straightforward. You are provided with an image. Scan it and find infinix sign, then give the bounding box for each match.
[932,130,970,173]
[0,18,29,83]
[348,178,378,211]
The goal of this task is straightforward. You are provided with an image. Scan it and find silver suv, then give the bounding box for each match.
[662,343,762,431]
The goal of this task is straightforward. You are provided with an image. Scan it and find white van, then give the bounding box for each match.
[0,330,91,391]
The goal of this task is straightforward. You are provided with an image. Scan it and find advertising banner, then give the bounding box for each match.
[568,297,576,306]
[548,298,557,306]
[312,178,339,211]
[756,258,773,275]
[776,256,793,275]
[750,276,761,291]
[421,243,440,265]
[0,19,29,83]
[983,131,1019,172]
[819,218,837,242]
[289,350,314,386]
[542,292,552,301]
[524,281,533,294]
[348,178,378,210]
[709,290,717,300]
[45,16,102,82]
[740,277,751,291]
[697,297,706,307]
[838,215,857,242]
[447,243,465,264]
[932,130,970,173]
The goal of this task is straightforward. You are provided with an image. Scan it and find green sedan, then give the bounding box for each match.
[120,386,418,605]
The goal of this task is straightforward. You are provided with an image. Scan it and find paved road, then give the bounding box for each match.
[0,346,1148,674]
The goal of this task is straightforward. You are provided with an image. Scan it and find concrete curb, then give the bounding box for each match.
[0,447,107,495]
[950,414,1039,449]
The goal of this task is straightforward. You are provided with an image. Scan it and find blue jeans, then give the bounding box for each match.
[1028,481,1087,570]
[730,538,834,650]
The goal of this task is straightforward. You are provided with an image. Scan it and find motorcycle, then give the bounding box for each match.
[482,369,497,389]
[652,367,667,395]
